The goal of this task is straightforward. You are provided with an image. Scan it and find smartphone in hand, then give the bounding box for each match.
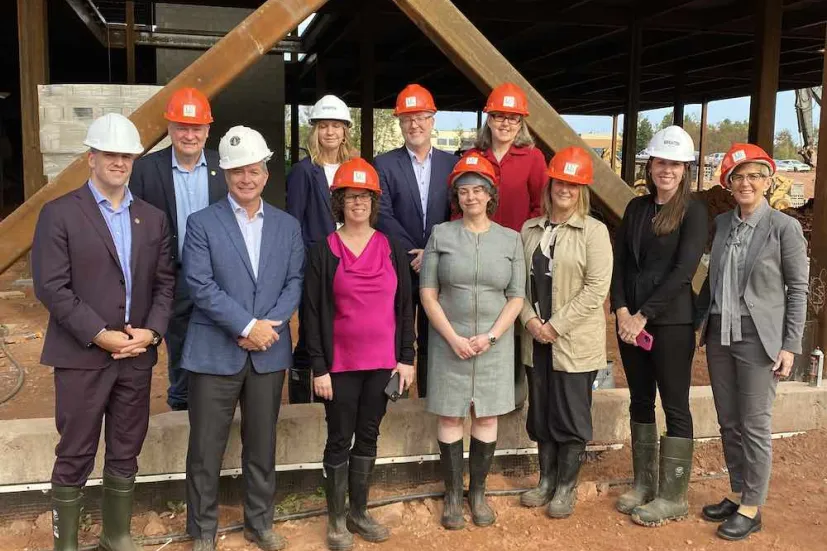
[636,329,654,351]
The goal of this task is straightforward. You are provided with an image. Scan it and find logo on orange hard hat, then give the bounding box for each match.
[719,143,775,188]
[484,83,529,116]
[164,87,214,125]
[331,158,382,194]
[449,151,498,187]
[547,146,593,185]
[394,84,437,116]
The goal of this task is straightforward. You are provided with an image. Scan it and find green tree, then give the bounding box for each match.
[636,117,654,154]
[774,129,798,160]
[657,112,701,148]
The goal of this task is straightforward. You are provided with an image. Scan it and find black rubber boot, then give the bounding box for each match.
[346,456,390,542]
[438,440,465,530]
[547,442,586,519]
[521,441,558,507]
[98,473,140,551]
[324,462,353,550]
[468,437,496,527]
[52,484,82,551]
[617,422,659,515]
[632,436,694,527]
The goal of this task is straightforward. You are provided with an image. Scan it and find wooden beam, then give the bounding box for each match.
[622,23,642,185]
[17,0,49,201]
[391,0,634,222]
[748,0,783,152]
[360,5,375,161]
[125,1,136,84]
[611,114,619,171]
[0,0,328,275]
[697,101,708,191]
[808,26,827,352]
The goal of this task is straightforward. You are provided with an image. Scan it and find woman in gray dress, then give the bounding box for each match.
[420,152,526,530]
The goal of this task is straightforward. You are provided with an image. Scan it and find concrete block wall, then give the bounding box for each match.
[38,84,171,181]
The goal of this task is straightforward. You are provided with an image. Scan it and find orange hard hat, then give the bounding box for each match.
[331,158,382,194]
[719,143,775,188]
[484,83,529,116]
[547,146,593,185]
[393,84,437,116]
[164,87,214,125]
[449,151,498,188]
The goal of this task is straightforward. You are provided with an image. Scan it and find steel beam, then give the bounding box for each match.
[0,0,328,275]
[391,0,634,222]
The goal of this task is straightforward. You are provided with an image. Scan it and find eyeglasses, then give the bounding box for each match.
[730,173,768,185]
[490,113,522,125]
[399,114,434,126]
[344,193,372,204]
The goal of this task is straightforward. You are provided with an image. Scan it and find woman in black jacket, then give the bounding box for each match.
[303,157,416,551]
[611,126,708,527]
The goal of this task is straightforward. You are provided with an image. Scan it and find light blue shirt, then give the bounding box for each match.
[172,150,209,258]
[227,194,265,338]
[407,146,433,229]
[88,180,133,323]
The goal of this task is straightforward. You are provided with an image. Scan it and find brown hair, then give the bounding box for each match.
[330,188,380,227]
[307,123,356,166]
[450,181,499,217]
[474,115,535,151]
[542,179,591,220]
[645,159,693,236]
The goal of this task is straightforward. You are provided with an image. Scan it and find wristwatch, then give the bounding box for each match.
[488,332,497,347]
[149,330,162,347]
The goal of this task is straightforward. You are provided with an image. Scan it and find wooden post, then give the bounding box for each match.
[697,101,708,191]
[748,0,782,153]
[125,1,136,84]
[611,114,618,171]
[392,0,634,221]
[621,23,642,185]
[808,28,827,352]
[476,110,483,130]
[0,0,329,274]
[360,6,375,161]
[673,72,684,127]
[17,0,49,201]
[290,103,300,164]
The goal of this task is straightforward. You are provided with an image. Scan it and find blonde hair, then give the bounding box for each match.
[542,179,591,220]
[307,123,356,165]
[474,115,535,150]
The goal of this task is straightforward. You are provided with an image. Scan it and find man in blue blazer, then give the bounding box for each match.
[182,126,304,551]
[375,84,458,398]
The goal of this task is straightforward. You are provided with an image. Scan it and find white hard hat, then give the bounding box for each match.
[309,95,352,126]
[218,126,273,170]
[83,113,144,155]
[646,125,695,163]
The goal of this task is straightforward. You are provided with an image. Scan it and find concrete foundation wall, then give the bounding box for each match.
[1,383,826,486]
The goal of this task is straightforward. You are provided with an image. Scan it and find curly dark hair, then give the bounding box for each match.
[330,188,380,226]
[450,182,499,217]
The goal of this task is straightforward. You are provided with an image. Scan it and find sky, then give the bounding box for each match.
[434,91,822,146]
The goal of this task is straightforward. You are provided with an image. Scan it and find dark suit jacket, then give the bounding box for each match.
[286,157,336,250]
[610,195,708,325]
[130,146,226,266]
[31,184,175,369]
[375,146,458,254]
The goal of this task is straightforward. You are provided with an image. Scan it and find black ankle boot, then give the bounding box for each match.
[323,462,353,550]
[346,456,390,542]
[468,437,496,527]
[438,440,465,530]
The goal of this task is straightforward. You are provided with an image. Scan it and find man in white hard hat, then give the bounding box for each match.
[31,113,175,551]
[181,126,304,551]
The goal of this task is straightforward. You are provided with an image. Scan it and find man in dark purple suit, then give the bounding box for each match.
[31,113,174,551]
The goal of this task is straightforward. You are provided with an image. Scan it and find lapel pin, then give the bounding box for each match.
[134,218,141,224]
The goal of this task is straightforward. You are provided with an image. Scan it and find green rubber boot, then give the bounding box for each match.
[52,484,82,551]
[521,441,558,508]
[631,436,694,527]
[323,462,353,551]
[438,440,465,530]
[616,422,659,515]
[98,473,140,551]
[546,442,585,519]
[468,438,496,527]
[346,456,390,542]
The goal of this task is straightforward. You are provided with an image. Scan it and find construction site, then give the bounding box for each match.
[2,0,827,549]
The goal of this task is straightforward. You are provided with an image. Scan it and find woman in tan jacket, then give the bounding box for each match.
[518,146,613,519]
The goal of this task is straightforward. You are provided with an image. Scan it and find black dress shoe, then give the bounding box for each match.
[702,498,739,522]
[717,511,762,541]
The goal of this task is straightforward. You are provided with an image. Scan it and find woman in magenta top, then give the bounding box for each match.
[302,158,415,551]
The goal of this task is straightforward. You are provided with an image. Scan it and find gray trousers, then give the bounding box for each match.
[706,315,777,506]
[186,358,285,539]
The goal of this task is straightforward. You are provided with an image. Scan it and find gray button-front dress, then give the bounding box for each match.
[420,220,526,418]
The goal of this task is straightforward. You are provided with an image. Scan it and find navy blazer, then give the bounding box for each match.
[181,198,305,375]
[375,146,458,253]
[130,145,226,266]
[286,157,336,250]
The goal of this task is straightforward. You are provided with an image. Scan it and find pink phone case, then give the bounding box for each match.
[636,330,654,351]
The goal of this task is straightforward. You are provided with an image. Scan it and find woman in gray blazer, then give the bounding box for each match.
[697,143,808,541]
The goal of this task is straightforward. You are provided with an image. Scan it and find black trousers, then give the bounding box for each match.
[617,323,695,438]
[165,273,192,409]
[288,306,313,404]
[412,286,429,398]
[52,362,152,486]
[525,342,596,445]
[186,360,285,539]
[322,369,393,465]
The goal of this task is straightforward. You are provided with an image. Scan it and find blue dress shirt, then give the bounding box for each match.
[227,194,265,337]
[172,150,209,258]
[407,146,433,230]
